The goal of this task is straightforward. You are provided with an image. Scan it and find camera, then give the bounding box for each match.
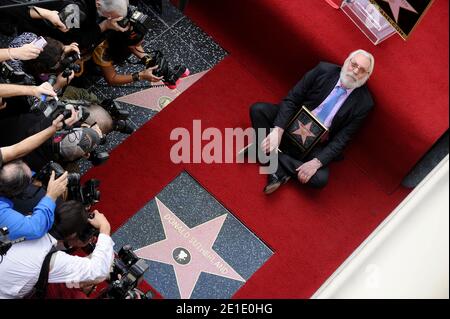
[34,161,101,207]
[117,5,152,33]
[100,99,135,134]
[98,245,151,299]
[0,227,25,258]
[60,52,82,78]
[141,50,188,88]
[32,96,90,124]
[0,62,34,85]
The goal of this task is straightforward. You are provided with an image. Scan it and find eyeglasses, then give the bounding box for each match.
[349,58,369,74]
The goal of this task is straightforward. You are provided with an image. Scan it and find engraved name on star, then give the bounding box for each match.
[292,121,316,145]
[382,0,418,23]
[134,197,245,299]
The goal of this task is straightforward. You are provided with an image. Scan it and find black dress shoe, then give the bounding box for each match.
[263,173,290,194]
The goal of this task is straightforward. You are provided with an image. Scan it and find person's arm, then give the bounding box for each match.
[0,114,63,163]
[0,196,55,241]
[0,171,68,240]
[273,63,323,130]
[101,65,163,86]
[0,44,42,63]
[49,212,114,285]
[0,82,56,99]
[28,6,68,32]
[316,99,374,167]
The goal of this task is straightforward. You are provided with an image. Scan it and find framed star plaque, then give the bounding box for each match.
[281,106,328,160]
[367,0,434,39]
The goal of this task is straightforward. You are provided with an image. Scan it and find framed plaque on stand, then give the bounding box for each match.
[341,0,396,45]
[280,106,328,160]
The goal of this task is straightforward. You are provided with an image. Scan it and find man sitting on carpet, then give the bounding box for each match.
[249,49,375,193]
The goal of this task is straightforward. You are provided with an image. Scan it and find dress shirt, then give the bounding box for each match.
[0,233,114,299]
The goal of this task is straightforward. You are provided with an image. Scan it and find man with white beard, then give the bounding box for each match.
[249,49,375,192]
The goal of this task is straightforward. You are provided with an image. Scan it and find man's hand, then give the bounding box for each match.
[46,170,68,201]
[63,42,80,56]
[140,66,164,83]
[31,82,57,98]
[63,105,80,127]
[42,10,69,32]
[51,114,65,130]
[54,71,75,90]
[296,158,322,184]
[10,43,42,60]
[99,17,130,32]
[261,127,284,153]
[0,97,6,110]
[88,210,111,235]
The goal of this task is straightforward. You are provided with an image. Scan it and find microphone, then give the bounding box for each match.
[40,74,58,102]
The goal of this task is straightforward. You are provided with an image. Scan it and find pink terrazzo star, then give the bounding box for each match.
[292,121,316,145]
[382,0,418,23]
[134,197,246,299]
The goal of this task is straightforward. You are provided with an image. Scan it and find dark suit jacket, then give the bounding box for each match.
[274,62,374,167]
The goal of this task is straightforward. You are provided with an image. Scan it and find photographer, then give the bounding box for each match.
[1,0,130,52]
[0,160,68,241]
[92,30,163,86]
[0,201,114,299]
[0,114,68,168]
[0,106,103,172]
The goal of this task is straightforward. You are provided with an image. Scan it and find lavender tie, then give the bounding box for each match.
[316,86,347,124]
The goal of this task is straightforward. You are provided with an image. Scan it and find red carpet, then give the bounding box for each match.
[85,57,410,298]
[182,0,449,192]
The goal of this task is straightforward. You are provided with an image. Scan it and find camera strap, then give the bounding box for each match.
[25,245,58,299]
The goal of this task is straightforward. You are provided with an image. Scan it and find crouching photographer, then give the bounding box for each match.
[0,160,68,242]
[0,200,114,299]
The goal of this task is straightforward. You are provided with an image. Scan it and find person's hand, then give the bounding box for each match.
[31,82,57,98]
[88,210,111,235]
[42,10,69,32]
[140,66,163,83]
[54,70,75,90]
[63,105,80,127]
[296,158,322,184]
[261,127,284,154]
[0,97,6,110]
[63,42,80,56]
[100,17,130,32]
[10,43,42,60]
[46,171,68,201]
[51,114,65,130]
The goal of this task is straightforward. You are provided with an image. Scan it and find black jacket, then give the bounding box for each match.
[274,62,374,167]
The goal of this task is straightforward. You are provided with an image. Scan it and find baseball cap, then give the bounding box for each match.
[59,127,100,161]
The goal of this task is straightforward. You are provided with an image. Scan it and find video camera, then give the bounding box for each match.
[0,62,35,85]
[34,161,100,207]
[0,227,25,258]
[141,50,187,88]
[118,5,152,34]
[97,245,151,299]
[32,98,90,124]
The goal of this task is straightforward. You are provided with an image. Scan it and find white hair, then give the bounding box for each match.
[339,49,375,89]
[346,49,375,75]
[97,0,129,17]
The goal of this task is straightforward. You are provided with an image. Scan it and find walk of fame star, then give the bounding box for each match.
[134,197,246,299]
[382,0,418,22]
[292,120,316,145]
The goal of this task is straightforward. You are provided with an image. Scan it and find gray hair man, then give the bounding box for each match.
[249,49,375,193]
